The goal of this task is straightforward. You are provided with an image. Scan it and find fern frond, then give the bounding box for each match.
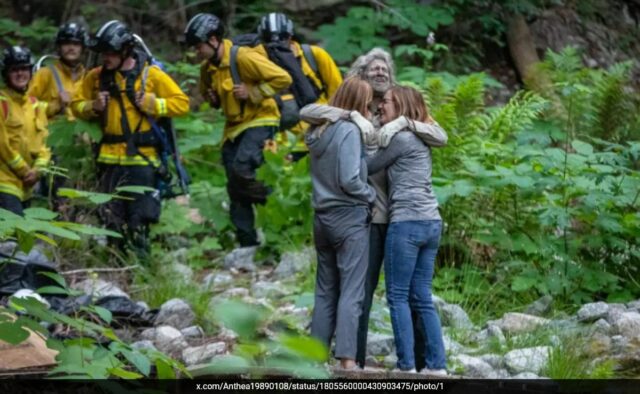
[424,77,448,112]
[485,91,548,142]
[590,62,635,141]
[453,73,485,120]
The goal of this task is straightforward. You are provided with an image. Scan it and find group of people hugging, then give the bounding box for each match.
[302,48,449,375]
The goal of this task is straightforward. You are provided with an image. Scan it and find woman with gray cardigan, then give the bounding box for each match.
[366,86,446,375]
[305,77,376,370]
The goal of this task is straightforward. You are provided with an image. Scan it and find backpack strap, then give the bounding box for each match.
[301,44,326,95]
[229,45,242,85]
[301,44,318,77]
[49,65,64,94]
[229,45,246,116]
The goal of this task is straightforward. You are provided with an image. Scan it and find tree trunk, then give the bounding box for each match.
[507,13,564,114]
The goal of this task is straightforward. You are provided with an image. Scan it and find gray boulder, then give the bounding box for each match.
[626,300,640,312]
[605,304,628,325]
[251,281,287,299]
[273,247,314,279]
[441,304,474,329]
[180,325,204,339]
[131,340,157,351]
[155,298,196,329]
[72,278,129,299]
[577,302,609,322]
[473,324,506,348]
[480,354,505,370]
[182,342,227,366]
[140,325,188,354]
[224,287,250,298]
[504,346,550,374]
[610,335,630,354]
[223,246,257,272]
[524,295,553,316]
[443,333,466,354]
[451,354,497,378]
[491,313,549,335]
[591,318,612,336]
[612,311,640,339]
[202,272,234,289]
[366,333,395,357]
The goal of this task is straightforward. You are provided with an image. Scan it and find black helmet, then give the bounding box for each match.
[184,13,224,46]
[88,20,134,52]
[1,46,34,73]
[56,22,88,46]
[258,12,294,43]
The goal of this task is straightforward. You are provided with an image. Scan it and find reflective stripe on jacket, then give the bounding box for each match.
[199,39,292,142]
[71,64,189,166]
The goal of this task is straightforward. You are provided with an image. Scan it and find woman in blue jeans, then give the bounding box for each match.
[366,86,446,375]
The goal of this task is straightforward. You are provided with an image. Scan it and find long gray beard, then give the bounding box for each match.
[370,80,390,94]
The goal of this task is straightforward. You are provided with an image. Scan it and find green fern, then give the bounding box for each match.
[485,91,549,142]
[590,62,636,141]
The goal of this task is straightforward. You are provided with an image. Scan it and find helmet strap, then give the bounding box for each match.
[206,38,221,63]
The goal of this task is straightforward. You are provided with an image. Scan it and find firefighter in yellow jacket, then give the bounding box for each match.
[257,12,342,160]
[184,13,292,248]
[29,22,88,120]
[71,20,189,256]
[0,46,51,215]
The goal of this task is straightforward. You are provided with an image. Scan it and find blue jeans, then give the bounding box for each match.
[384,220,446,370]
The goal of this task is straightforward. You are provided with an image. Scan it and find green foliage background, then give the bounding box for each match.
[0,0,638,379]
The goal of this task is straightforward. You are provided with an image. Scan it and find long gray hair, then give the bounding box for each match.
[346,47,396,85]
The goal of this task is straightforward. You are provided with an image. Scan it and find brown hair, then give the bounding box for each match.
[388,85,429,122]
[329,76,372,115]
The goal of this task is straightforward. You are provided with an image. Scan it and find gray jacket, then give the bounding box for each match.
[305,120,376,211]
[301,104,447,223]
[366,130,440,223]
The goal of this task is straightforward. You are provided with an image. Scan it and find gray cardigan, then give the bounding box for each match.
[306,120,376,211]
[366,131,440,223]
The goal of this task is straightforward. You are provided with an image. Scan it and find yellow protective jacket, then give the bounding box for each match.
[28,59,85,120]
[270,41,342,152]
[199,39,292,142]
[0,88,52,200]
[71,63,189,166]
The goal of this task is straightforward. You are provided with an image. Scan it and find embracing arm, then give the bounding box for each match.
[378,116,448,148]
[366,136,403,175]
[300,103,348,125]
[337,126,376,203]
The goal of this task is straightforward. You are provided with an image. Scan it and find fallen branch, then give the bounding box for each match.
[61,265,141,276]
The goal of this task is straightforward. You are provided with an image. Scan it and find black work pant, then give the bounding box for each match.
[222,126,275,247]
[0,192,28,216]
[97,164,160,258]
[356,222,426,369]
